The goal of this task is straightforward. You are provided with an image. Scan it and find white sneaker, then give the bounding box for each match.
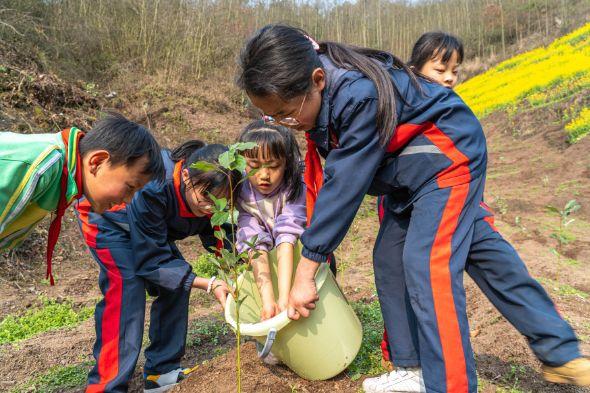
[362,368,426,393]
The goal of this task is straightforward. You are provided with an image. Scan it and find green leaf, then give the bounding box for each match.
[234,155,247,172]
[232,142,258,151]
[545,205,560,214]
[218,151,234,169]
[230,209,239,225]
[211,212,230,226]
[191,161,217,172]
[564,200,581,214]
[213,197,227,211]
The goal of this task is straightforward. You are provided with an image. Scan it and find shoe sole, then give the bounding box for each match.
[543,370,590,386]
[144,383,178,393]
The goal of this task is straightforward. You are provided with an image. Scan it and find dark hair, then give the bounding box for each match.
[239,120,303,203]
[171,140,242,200]
[79,112,165,182]
[237,24,419,146]
[408,32,464,70]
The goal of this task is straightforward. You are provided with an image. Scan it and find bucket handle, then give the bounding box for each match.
[256,327,277,359]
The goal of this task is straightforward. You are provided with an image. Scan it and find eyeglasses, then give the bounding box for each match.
[262,93,307,127]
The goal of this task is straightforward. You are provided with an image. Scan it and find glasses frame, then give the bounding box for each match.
[262,93,307,127]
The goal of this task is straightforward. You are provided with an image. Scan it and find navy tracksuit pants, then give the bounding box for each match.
[77,205,190,393]
[374,181,580,392]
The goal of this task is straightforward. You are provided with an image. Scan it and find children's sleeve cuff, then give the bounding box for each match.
[183,272,196,292]
[301,247,329,263]
[275,234,297,246]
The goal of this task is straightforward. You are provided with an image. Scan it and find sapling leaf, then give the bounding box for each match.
[233,142,258,151]
[564,200,581,214]
[191,161,218,172]
[545,205,560,214]
[230,210,239,225]
[211,212,230,226]
[234,155,247,172]
[218,151,234,169]
[213,197,228,211]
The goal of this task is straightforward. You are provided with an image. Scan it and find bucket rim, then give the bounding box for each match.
[224,262,330,336]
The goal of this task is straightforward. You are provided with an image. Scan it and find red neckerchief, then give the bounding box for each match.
[303,132,324,225]
[173,160,197,218]
[46,128,84,285]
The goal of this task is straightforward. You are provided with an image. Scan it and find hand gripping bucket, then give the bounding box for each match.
[224,243,362,380]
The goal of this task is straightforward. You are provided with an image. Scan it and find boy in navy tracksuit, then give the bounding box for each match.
[76,142,238,393]
[236,24,589,393]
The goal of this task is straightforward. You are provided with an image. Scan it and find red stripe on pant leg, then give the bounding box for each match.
[423,125,471,393]
[381,328,391,362]
[429,184,470,393]
[86,248,123,393]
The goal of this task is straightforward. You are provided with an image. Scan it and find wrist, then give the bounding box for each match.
[206,276,217,293]
[192,276,209,291]
[296,257,319,280]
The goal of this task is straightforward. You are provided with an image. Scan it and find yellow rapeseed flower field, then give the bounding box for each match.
[456,23,590,120]
[565,107,590,143]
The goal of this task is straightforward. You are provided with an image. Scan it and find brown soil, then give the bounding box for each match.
[173,342,361,393]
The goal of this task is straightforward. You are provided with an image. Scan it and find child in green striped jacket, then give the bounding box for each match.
[0,112,164,283]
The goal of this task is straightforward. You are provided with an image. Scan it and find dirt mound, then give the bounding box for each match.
[173,342,361,393]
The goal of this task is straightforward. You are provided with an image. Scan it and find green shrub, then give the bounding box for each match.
[191,253,218,278]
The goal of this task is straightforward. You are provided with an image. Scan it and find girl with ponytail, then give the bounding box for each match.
[236,24,587,393]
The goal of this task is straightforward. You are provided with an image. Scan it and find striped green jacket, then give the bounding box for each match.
[0,128,83,250]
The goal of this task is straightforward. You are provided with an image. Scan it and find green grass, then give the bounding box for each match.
[537,278,589,299]
[187,316,231,347]
[347,299,386,381]
[10,362,92,393]
[0,299,93,345]
[191,253,218,278]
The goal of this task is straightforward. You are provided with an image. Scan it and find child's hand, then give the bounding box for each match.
[277,297,289,312]
[260,300,280,321]
[211,279,230,309]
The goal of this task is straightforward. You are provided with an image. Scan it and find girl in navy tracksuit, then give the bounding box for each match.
[235,24,589,393]
[76,141,239,393]
[369,31,587,392]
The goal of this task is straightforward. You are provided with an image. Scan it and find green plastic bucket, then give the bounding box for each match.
[224,243,362,381]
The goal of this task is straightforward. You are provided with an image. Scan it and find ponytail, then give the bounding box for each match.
[237,24,420,146]
[171,140,206,162]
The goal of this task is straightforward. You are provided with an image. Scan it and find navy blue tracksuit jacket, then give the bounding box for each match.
[302,54,580,393]
[76,151,222,393]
